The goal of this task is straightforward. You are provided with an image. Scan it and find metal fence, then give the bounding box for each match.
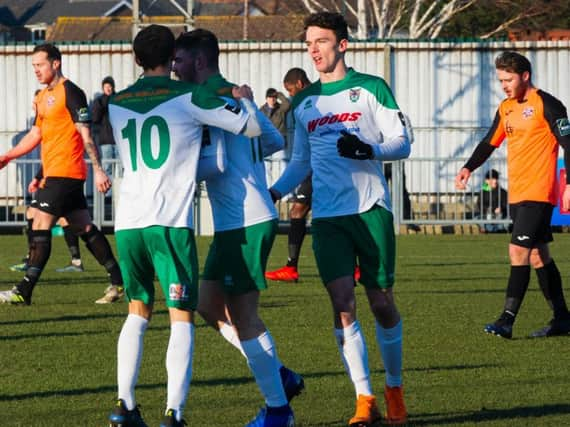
[0,153,512,235]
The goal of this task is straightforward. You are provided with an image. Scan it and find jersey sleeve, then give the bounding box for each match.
[63,80,91,124]
[481,109,506,148]
[539,90,570,147]
[372,79,406,143]
[197,126,227,182]
[189,87,249,135]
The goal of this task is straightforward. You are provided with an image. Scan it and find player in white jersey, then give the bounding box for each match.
[270,12,410,426]
[173,29,299,427]
[105,25,261,427]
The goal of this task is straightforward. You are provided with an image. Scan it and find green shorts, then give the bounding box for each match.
[202,219,277,295]
[115,226,198,310]
[312,205,395,289]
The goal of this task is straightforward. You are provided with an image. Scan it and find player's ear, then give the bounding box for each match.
[338,38,348,53]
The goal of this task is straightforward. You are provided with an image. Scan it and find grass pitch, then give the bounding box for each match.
[1,233,570,426]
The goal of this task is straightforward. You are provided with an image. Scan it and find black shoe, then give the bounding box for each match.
[529,317,570,338]
[108,399,148,427]
[484,312,514,339]
[159,409,187,427]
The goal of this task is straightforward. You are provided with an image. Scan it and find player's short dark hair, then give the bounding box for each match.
[33,43,61,63]
[102,76,115,88]
[175,28,220,69]
[133,25,175,70]
[266,88,277,98]
[304,12,349,43]
[495,51,532,79]
[283,68,310,86]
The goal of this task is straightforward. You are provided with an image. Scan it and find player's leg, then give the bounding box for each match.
[312,216,380,426]
[356,205,406,425]
[266,176,312,283]
[529,214,570,337]
[9,205,37,272]
[220,221,295,426]
[198,277,247,357]
[55,217,84,272]
[0,181,64,305]
[485,202,547,338]
[146,226,197,426]
[109,229,152,427]
[226,291,294,427]
[66,206,124,303]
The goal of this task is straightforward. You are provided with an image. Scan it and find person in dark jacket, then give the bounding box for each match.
[477,168,508,233]
[92,76,118,181]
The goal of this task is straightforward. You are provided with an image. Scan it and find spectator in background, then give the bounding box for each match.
[477,168,508,233]
[261,88,291,185]
[92,76,117,184]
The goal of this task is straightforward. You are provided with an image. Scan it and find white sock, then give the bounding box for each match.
[166,321,195,421]
[117,314,148,410]
[241,331,287,407]
[334,321,373,396]
[220,322,283,368]
[375,320,403,387]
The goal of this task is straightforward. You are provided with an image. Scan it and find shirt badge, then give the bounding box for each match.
[349,88,361,103]
[522,107,534,119]
[47,96,56,107]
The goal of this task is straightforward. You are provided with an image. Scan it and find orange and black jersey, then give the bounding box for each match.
[465,88,570,205]
[34,78,91,180]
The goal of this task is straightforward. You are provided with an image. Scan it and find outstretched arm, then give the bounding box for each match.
[0,127,42,169]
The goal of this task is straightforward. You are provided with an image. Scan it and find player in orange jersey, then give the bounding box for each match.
[455,51,570,339]
[0,43,123,305]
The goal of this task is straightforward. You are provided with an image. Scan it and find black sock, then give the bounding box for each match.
[62,226,81,260]
[286,218,306,268]
[23,218,34,261]
[544,260,569,320]
[503,265,531,320]
[80,225,123,285]
[16,230,52,299]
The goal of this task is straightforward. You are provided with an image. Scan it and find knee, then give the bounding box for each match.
[509,244,530,265]
[290,204,308,219]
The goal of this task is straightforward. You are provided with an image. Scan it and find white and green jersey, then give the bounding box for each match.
[108,76,250,231]
[200,74,283,231]
[273,68,410,218]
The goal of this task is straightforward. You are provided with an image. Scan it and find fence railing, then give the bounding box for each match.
[0,156,513,235]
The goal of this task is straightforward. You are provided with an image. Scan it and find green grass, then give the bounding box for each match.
[1,233,570,426]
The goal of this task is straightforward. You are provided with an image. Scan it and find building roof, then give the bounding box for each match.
[48,15,305,42]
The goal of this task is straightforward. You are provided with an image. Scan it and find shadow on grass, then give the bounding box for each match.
[0,310,168,326]
[0,330,107,341]
[410,403,570,425]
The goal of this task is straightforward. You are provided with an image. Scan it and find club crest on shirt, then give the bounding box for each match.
[169,283,189,301]
[522,106,534,119]
[47,95,56,107]
[303,99,312,110]
[349,88,361,103]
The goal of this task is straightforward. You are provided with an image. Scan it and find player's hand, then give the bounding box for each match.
[0,155,10,169]
[232,85,254,101]
[269,188,281,203]
[562,184,570,211]
[337,131,373,160]
[94,168,112,194]
[455,168,471,190]
[28,178,40,194]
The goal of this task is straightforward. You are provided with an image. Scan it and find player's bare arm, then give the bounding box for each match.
[0,127,42,169]
[76,123,111,193]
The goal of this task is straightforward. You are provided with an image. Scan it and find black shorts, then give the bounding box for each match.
[509,201,553,248]
[36,177,88,218]
[290,174,312,205]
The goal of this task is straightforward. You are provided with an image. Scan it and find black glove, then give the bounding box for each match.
[337,130,373,160]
